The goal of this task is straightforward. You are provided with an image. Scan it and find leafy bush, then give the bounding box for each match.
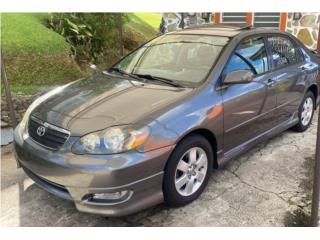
[47,13,128,64]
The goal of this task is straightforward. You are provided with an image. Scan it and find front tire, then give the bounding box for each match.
[292,91,315,132]
[163,134,213,207]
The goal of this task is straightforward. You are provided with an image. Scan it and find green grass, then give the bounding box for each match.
[132,13,162,30]
[6,85,56,95]
[1,13,161,94]
[1,13,69,57]
[1,13,85,90]
[126,13,161,39]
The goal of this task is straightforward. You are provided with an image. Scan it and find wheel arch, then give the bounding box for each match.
[174,128,218,169]
[307,84,318,109]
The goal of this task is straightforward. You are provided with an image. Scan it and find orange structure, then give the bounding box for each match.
[280,13,288,31]
[246,12,253,25]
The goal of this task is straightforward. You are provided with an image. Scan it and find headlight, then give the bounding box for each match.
[72,125,150,154]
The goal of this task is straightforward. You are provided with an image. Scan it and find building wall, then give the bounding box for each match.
[286,12,320,49]
[161,12,320,50]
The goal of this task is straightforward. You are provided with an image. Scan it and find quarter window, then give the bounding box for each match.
[267,36,303,69]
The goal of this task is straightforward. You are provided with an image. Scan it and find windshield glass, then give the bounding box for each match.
[113,34,229,85]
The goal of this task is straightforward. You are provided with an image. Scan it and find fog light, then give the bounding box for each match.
[83,190,133,205]
[93,191,128,200]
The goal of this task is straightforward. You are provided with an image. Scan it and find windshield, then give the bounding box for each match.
[113,34,229,85]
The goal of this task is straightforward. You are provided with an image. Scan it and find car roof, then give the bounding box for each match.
[169,28,241,37]
[167,24,285,38]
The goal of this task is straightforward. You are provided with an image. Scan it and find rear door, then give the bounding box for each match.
[265,35,307,124]
[222,35,277,152]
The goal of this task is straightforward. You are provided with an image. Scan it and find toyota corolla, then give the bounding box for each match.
[14,25,320,216]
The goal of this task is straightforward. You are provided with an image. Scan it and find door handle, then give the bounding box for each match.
[299,66,307,72]
[266,79,275,87]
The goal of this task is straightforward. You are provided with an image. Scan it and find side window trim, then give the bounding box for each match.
[263,34,274,71]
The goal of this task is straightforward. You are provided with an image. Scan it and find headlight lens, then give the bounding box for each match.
[72,126,150,154]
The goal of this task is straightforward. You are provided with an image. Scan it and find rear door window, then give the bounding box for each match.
[267,36,304,69]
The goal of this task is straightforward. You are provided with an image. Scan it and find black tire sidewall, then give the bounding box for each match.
[163,134,213,207]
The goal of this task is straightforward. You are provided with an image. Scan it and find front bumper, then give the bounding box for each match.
[14,124,174,216]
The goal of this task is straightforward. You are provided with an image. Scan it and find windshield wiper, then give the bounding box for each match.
[109,68,184,88]
[109,67,143,82]
[133,73,184,88]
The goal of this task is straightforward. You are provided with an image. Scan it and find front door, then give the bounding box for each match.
[222,36,277,152]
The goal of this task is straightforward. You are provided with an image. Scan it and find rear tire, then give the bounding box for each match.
[163,134,213,207]
[292,91,315,132]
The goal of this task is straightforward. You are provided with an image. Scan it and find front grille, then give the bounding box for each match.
[28,116,70,150]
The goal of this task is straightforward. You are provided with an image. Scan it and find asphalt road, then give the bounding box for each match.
[1,113,318,226]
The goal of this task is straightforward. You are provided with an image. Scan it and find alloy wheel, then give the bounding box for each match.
[301,97,314,126]
[174,147,208,196]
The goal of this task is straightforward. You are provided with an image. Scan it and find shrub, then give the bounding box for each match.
[47,13,128,64]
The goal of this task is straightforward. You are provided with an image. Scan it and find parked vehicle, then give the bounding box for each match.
[14,24,320,216]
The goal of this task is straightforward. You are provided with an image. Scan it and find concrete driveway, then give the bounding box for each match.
[1,113,318,226]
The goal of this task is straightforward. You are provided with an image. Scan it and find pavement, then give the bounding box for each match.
[0,127,13,146]
[1,113,318,226]
[1,120,13,146]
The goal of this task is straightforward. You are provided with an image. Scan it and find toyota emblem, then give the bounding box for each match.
[36,126,46,136]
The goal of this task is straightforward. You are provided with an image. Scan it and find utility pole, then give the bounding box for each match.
[311,107,320,226]
[310,23,320,227]
[118,13,124,59]
[1,49,17,128]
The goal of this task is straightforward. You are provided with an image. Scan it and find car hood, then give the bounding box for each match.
[31,72,192,135]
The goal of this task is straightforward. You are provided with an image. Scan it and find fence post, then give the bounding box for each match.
[310,108,320,226]
[1,49,17,129]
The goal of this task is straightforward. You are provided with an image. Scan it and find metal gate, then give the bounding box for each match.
[221,13,247,23]
[253,12,281,28]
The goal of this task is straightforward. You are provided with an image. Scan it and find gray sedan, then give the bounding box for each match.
[14,25,320,216]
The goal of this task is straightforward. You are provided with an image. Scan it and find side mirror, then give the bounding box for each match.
[223,69,254,85]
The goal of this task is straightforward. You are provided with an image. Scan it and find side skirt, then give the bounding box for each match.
[217,115,299,168]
